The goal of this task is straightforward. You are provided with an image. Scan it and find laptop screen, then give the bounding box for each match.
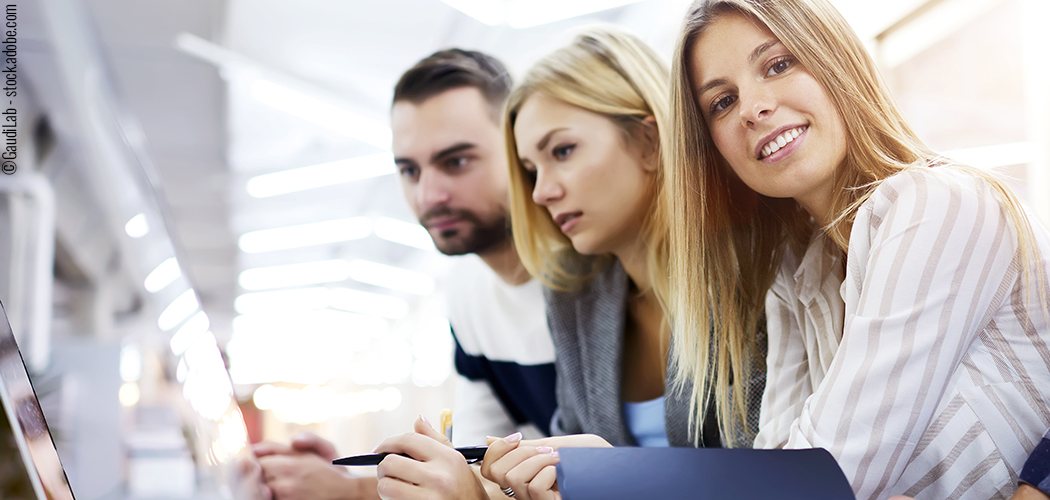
[0,301,75,500]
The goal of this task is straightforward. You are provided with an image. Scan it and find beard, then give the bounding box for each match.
[420,206,510,256]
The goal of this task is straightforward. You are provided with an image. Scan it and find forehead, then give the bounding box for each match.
[514,93,595,154]
[390,87,499,158]
[691,12,777,79]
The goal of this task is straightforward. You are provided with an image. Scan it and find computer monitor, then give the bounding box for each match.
[0,300,75,500]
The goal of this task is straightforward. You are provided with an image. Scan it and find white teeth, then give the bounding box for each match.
[759,126,805,159]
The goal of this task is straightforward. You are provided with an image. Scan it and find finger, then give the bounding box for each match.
[487,444,543,491]
[374,432,451,463]
[376,475,428,500]
[252,441,294,457]
[528,464,560,500]
[376,453,433,487]
[480,433,522,482]
[412,415,453,447]
[290,432,338,461]
[507,452,560,500]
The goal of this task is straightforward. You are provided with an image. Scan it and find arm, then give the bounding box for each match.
[753,272,814,448]
[784,171,1020,498]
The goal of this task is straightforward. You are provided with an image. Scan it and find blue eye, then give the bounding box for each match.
[711,95,737,114]
[552,144,575,160]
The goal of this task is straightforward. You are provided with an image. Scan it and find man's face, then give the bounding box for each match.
[391,87,510,256]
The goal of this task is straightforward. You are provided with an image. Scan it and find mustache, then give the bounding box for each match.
[419,207,482,227]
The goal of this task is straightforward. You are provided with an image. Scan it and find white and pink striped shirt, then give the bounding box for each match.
[755,167,1050,500]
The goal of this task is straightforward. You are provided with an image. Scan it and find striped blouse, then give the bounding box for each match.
[753,168,1050,500]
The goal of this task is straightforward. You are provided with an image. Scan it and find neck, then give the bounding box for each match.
[612,238,651,295]
[477,239,531,286]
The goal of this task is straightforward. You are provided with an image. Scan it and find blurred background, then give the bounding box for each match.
[1,0,1048,498]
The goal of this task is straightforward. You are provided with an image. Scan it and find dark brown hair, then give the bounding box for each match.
[393,49,512,121]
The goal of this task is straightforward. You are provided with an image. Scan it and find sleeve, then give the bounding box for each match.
[782,171,1020,499]
[753,273,813,448]
[451,374,519,447]
[1020,429,1050,495]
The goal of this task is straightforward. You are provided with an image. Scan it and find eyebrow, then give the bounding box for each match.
[696,38,783,98]
[535,128,568,152]
[395,142,476,166]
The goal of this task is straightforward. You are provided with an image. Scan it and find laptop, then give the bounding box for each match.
[0,300,75,500]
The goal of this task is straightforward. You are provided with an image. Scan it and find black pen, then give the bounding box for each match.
[333,446,489,466]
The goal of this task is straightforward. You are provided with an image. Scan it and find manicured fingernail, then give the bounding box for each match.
[420,414,431,427]
[551,451,559,459]
[537,446,554,454]
[503,432,522,443]
[371,445,379,453]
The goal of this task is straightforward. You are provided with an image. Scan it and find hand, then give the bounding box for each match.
[481,434,612,500]
[229,455,273,500]
[373,416,488,500]
[258,451,374,500]
[254,432,339,462]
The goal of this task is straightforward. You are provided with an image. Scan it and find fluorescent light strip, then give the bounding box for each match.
[246,152,395,198]
[249,80,392,149]
[347,260,435,296]
[125,213,149,238]
[234,287,331,315]
[170,312,211,355]
[238,260,351,291]
[329,288,410,319]
[238,217,372,253]
[144,257,181,293]
[158,289,199,331]
[441,0,643,28]
[373,217,435,251]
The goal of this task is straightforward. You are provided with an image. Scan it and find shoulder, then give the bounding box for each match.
[544,259,629,322]
[857,166,1011,243]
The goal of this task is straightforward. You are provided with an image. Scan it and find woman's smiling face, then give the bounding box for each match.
[690,11,848,223]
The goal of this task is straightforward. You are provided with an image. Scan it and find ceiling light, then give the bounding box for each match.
[246,152,395,198]
[329,288,410,319]
[347,260,436,296]
[120,345,142,383]
[238,217,372,253]
[249,79,392,149]
[373,217,435,251]
[234,287,330,315]
[158,289,199,331]
[125,213,149,238]
[441,0,642,28]
[144,257,181,293]
[170,312,211,355]
[238,259,351,291]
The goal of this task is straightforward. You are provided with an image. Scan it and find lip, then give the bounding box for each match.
[424,216,462,231]
[754,124,808,160]
[553,211,583,234]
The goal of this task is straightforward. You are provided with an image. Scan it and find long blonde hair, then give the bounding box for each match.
[667,0,1047,445]
[505,26,672,308]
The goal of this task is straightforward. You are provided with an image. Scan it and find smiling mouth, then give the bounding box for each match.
[758,125,807,160]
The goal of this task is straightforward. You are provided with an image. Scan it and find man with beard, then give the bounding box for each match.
[253,49,556,500]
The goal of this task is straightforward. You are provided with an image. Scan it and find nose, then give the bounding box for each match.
[531,167,564,207]
[739,84,776,128]
[417,169,452,211]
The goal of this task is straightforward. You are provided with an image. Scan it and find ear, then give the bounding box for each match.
[637,115,660,173]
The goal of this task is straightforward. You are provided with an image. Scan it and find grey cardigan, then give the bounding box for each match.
[545,261,721,447]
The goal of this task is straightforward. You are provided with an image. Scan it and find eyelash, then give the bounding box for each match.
[552,144,575,160]
[707,55,796,115]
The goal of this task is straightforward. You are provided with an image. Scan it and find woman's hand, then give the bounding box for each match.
[481,434,612,500]
[373,416,488,500]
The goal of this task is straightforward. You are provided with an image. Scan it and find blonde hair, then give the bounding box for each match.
[666,0,1048,445]
[505,26,672,307]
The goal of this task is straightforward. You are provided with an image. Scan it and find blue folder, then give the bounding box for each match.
[556,447,856,500]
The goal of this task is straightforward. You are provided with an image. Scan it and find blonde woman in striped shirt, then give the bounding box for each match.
[665,0,1050,499]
